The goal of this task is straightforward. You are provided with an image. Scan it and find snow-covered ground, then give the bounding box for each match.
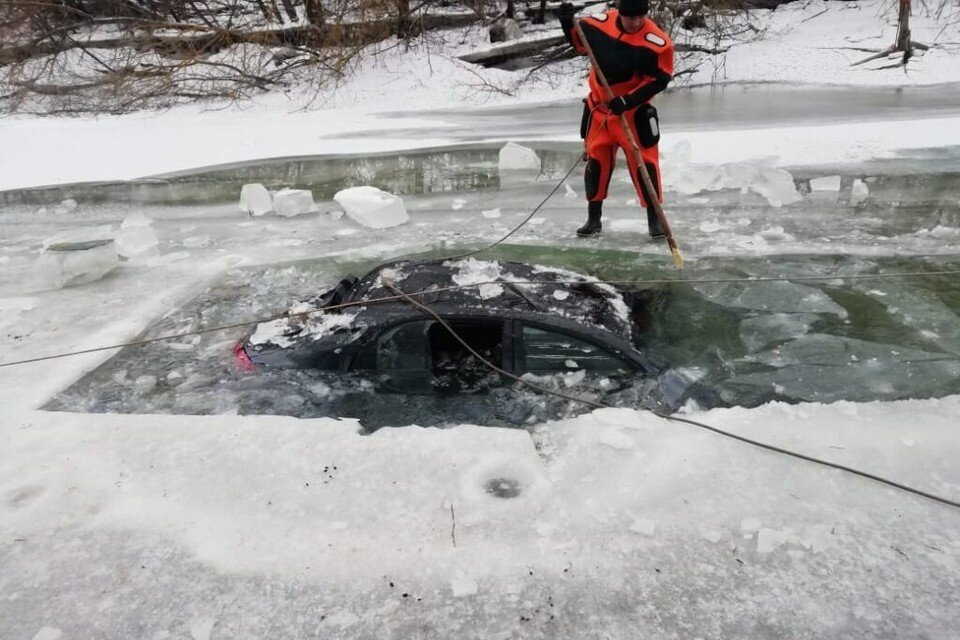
[2,0,960,637]
[2,401,959,637]
[2,0,960,190]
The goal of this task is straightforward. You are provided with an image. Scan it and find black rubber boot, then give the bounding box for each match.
[647,205,666,239]
[577,201,603,237]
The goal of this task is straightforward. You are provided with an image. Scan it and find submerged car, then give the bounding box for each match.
[235,258,697,412]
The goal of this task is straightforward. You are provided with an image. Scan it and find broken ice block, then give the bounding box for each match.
[333,186,409,229]
[115,212,159,259]
[273,188,317,217]
[810,175,841,191]
[498,142,541,187]
[239,183,273,216]
[749,166,802,207]
[498,142,541,172]
[55,198,78,214]
[37,239,119,288]
[850,179,869,205]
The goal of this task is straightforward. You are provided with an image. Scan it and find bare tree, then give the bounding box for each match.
[853,0,932,68]
[0,0,487,113]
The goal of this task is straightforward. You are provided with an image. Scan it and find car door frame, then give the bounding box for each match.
[344,313,517,391]
[510,318,649,376]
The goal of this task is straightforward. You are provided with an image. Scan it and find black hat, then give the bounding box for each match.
[619,0,649,17]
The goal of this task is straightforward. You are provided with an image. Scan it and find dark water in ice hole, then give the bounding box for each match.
[44,245,960,429]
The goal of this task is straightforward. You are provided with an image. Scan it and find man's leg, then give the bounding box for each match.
[620,108,666,239]
[577,200,604,237]
[623,145,664,238]
[579,115,617,237]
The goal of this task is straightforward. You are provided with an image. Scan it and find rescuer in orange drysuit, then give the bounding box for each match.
[558,0,674,238]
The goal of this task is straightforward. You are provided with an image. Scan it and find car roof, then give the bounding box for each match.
[344,258,634,341]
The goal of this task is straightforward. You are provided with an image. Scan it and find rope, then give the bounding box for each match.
[657,412,960,510]
[3,269,960,368]
[422,154,583,264]
[383,279,960,511]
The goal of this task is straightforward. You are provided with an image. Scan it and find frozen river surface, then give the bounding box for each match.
[2,138,958,426]
[2,87,960,639]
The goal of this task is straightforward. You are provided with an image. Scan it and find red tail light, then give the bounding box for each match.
[233,341,255,372]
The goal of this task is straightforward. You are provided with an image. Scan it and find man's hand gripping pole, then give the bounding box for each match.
[573,18,683,267]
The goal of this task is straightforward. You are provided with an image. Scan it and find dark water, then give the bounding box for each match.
[44,246,960,428]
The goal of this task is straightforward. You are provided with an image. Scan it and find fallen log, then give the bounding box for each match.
[458,34,566,67]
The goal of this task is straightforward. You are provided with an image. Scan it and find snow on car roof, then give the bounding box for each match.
[348,258,634,339]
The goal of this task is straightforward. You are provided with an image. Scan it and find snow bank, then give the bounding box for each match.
[1,397,958,637]
[333,186,409,229]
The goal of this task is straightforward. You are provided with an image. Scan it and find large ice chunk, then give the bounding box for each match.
[754,334,947,368]
[850,179,869,205]
[661,141,801,207]
[739,313,820,352]
[239,183,273,216]
[694,281,847,316]
[333,186,409,229]
[498,142,541,172]
[748,166,803,207]
[115,212,159,259]
[55,198,78,214]
[810,175,841,192]
[273,188,317,217]
[37,239,119,288]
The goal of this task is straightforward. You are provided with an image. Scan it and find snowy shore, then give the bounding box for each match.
[3,0,960,191]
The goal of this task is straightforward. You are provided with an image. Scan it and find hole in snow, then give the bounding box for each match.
[484,477,522,499]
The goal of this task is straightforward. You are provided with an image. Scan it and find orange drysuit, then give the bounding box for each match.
[564,10,674,208]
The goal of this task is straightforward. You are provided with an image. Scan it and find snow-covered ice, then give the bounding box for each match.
[333,186,410,229]
[2,1,960,633]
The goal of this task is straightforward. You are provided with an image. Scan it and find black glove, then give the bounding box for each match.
[607,96,631,115]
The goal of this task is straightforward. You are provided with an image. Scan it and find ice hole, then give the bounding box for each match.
[484,477,522,499]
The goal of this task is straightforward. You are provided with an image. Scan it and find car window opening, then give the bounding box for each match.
[522,325,632,374]
[429,321,503,393]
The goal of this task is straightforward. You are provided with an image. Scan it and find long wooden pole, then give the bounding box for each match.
[573,18,683,267]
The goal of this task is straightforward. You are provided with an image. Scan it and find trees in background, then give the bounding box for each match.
[0,0,481,112]
[3,0,949,114]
